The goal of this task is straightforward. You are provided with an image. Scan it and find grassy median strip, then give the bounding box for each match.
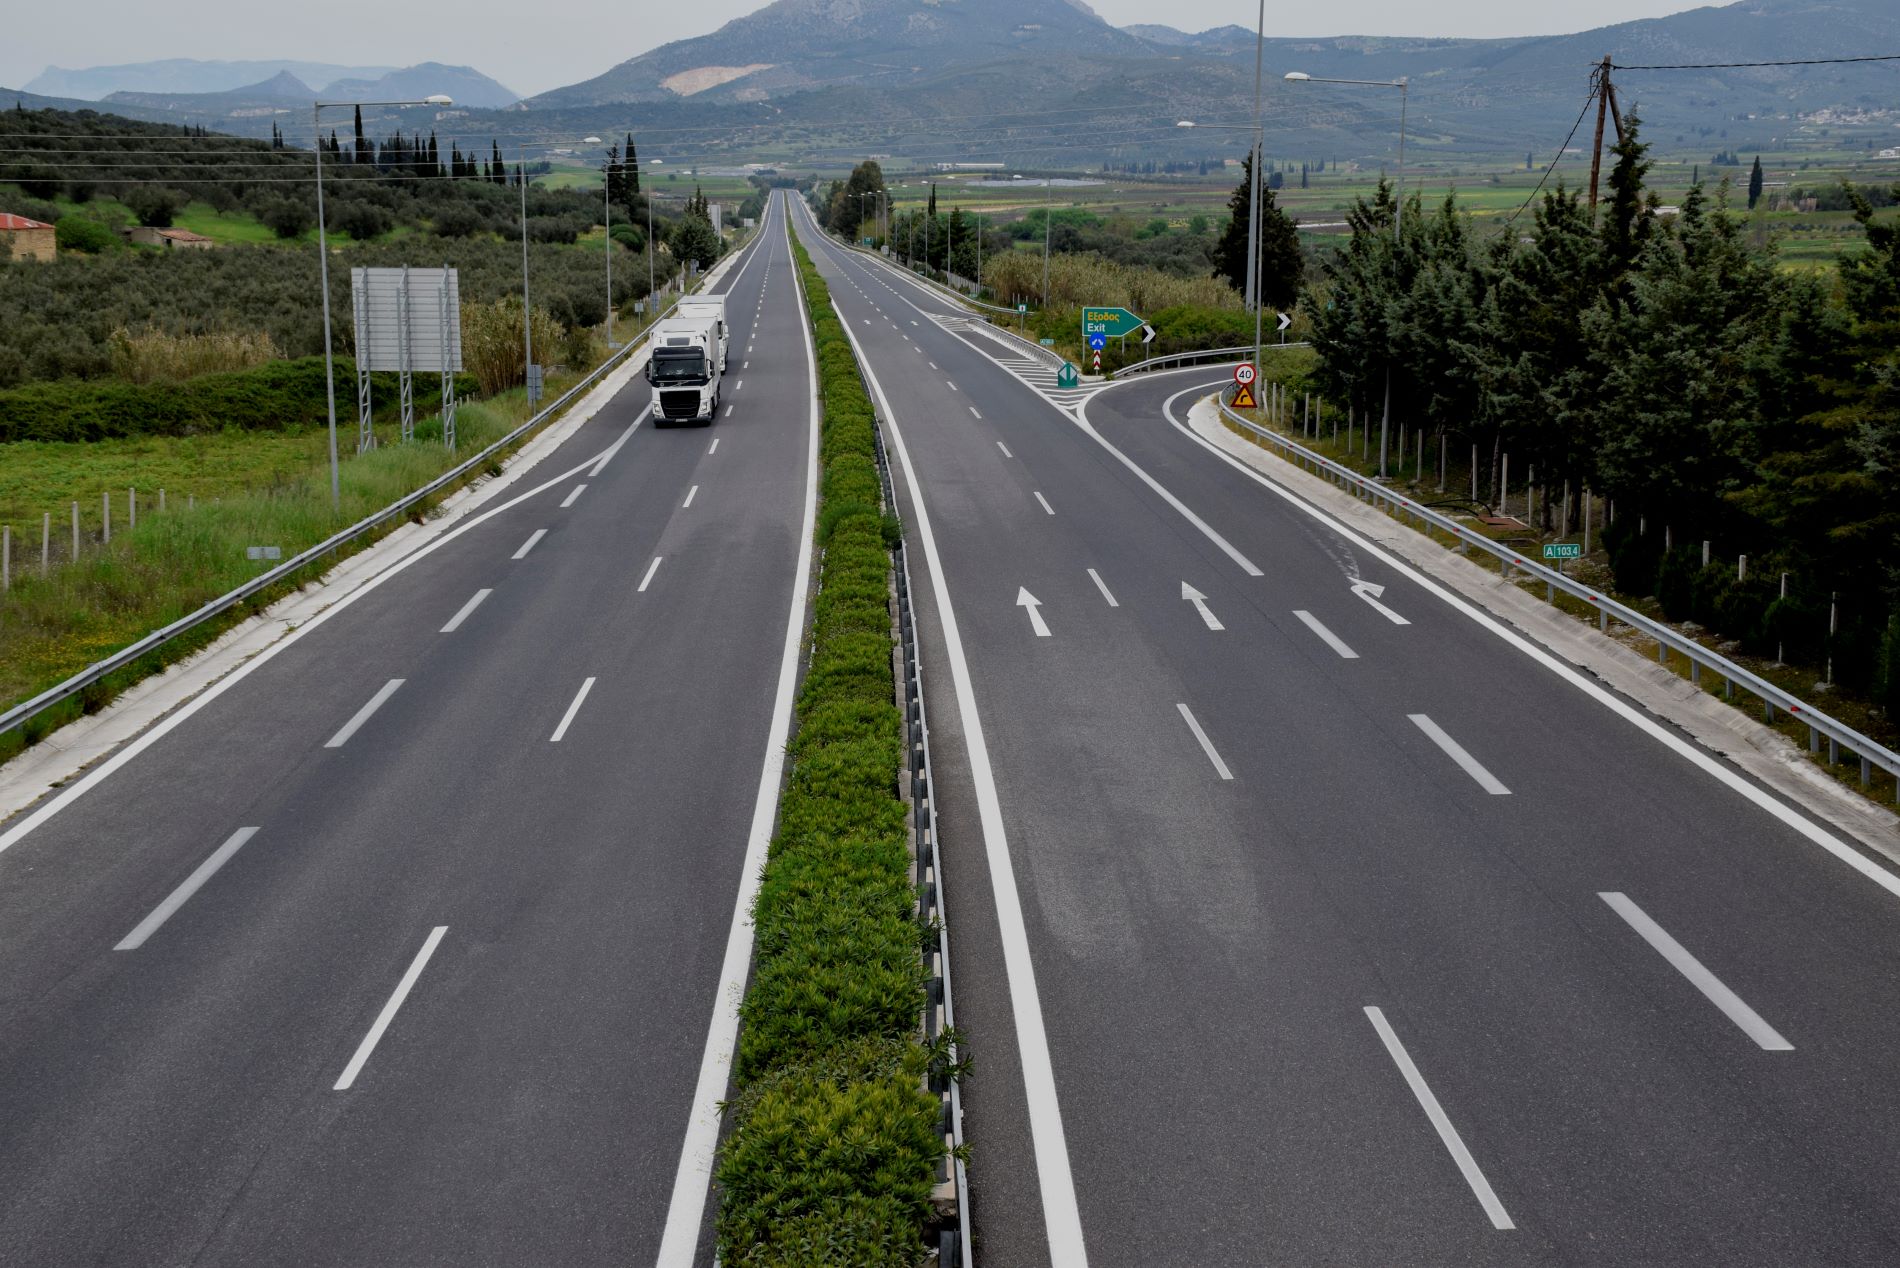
[713,225,946,1265]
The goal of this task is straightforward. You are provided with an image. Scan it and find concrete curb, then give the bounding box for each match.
[1187,394,1900,867]
[0,241,756,824]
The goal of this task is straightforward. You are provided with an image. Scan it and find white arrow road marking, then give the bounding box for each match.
[1409,714,1510,795]
[1017,587,1051,638]
[115,826,260,950]
[1294,610,1359,658]
[1364,1007,1515,1230]
[1087,568,1119,607]
[1182,582,1224,630]
[1598,893,1793,1050]
[1352,580,1411,625]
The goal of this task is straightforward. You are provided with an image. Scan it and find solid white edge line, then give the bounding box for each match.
[1176,702,1234,781]
[0,427,635,858]
[1156,384,1900,901]
[683,485,699,509]
[656,193,819,1267]
[1087,568,1119,608]
[637,557,663,592]
[1034,491,1055,516]
[1598,891,1794,1050]
[438,588,493,634]
[511,529,547,560]
[560,484,587,508]
[323,678,405,749]
[114,825,260,950]
[1364,1006,1516,1230]
[549,676,597,743]
[1409,713,1512,796]
[1292,609,1360,659]
[333,925,448,1091]
[817,239,1091,1264]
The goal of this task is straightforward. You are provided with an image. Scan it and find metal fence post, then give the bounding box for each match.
[3,525,9,592]
[103,491,110,545]
[41,512,49,575]
[129,487,136,531]
[71,501,78,561]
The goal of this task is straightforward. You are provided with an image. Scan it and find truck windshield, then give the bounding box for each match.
[652,350,707,383]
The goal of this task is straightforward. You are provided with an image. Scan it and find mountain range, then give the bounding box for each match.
[8,0,1896,165]
[25,59,517,110]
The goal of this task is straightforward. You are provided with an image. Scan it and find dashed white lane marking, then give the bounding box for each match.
[970,407,983,419]
[1034,492,1055,516]
[115,827,260,950]
[560,484,587,508]
[997,441,1013,457]
[1087,569,1119,608]
[511,529,547,560]
[333,926,449,1091]
[1408,714,1511,795]
[1598,892,1794,1050]
[438,589,492,634]
[325,679,406,748]
[1294,610,1359,659]
[683,485,699,508]
[1177,703,1233,780]
[549,677,597,743]
[638,556,663,592]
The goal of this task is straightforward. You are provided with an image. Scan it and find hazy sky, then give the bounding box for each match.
[6,0,1714,99]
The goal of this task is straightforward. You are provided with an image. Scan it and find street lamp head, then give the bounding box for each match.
[424,94,454,105]
[583,135,603,144]
[1176,120,1197,128]
[1284,72,1311,82]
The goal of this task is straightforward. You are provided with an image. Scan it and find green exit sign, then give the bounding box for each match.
[1543,542,1582,560]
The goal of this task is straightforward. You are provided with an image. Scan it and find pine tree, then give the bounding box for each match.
[1211,153,1303,309]
[1747,155,1764,210]
[1598,112,1657,307]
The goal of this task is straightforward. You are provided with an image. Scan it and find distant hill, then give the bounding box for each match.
[498,0,1899,164]
[94,63,514,127]
[524,0,1146,108]
[25,59,396,100]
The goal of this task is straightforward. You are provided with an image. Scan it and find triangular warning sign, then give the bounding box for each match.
[1232,382,1258,409]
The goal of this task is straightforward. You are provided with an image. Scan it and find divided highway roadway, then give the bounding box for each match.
[0,192,812,1265]
[791,197,1900,1266]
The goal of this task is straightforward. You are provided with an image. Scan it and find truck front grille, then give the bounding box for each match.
[661,390,702,419]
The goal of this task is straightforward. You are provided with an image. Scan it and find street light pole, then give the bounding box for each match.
[519,149,534,407]
[313,94,451,510]
[1249,0,1265,374]
[1041,176,1051,308]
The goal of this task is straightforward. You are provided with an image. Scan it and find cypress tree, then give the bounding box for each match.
[1212,152,1303,308]
[353,104,369,166]
[626,133,639,195]
[1747,155,1764,210]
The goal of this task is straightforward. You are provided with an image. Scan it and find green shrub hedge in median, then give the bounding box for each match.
[714,222,945,1265]
[0,358,475,443]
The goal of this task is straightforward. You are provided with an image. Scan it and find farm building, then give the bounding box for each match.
[121,226,216,250]
[0,213,57,262]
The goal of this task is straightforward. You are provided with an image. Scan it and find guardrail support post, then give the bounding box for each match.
[1599,608,1608,632]
[1828,737,1838,765]
[1861,755,1871,787]
[1657,640,1667,665]
[1809,727,1820,754]
[1690,660,1701,687]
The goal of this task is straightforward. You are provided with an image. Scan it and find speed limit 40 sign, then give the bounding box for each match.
[1234,363,1258,387]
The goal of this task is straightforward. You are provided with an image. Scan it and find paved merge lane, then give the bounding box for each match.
[794,200,1900,1266]
[0,194,810,1265]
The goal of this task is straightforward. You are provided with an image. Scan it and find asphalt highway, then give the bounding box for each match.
[791,196,1900,1267]
[0,193,812,1265]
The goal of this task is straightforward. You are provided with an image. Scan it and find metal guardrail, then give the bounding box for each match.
[1116,342,1310,377]
[0,293,686,742]
[1215,390,1900,801]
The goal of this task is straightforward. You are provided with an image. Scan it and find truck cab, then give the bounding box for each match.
[646,318,723,426]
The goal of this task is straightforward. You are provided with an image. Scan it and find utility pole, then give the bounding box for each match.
[1586,55,1628,210]
[1248,0,1265,370]
[1041,177,1051,308]
[520,153,534,407]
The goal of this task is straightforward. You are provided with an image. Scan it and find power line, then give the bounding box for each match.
[1503,84,1598,230]
[1612,53,1900,70]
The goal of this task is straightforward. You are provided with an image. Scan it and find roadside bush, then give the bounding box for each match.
[108,326,280,384]
[55,215,116,254]
[460,297,562,394]
[261,197,314,239]
[0,357,472,442]
[330,199,393,242]
[714,219,943,1265]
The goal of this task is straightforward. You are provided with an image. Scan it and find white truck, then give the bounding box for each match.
[675,294,730,372]
[646,315,724,426]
